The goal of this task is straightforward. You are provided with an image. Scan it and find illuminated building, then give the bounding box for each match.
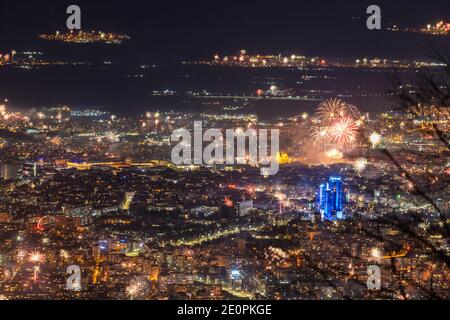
[63,206,93,226]
[126,241,144,257]
[374,189,381,203]
[98,239,110,255]
[230,267,242,280]
[276,152,292,164]
[122,192,135,210]
[22,162,37,177]
[0,213,12,223]
[236,200,253,217]
[0,163,19,180]
[319,176,345,221]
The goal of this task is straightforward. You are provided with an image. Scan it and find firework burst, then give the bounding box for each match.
[16,250,27,263]
[315,99,346,123]
[315,99,360,124]
[126,277,150,300]
[311,126,332,149]
[329,117,359,149]
[28,252,45,284]
[311,99,362,153]
[354,158,368,174]
[245,185,257,198]
[224,197,234,207]
[369,132,382,148]
[29,252,45,264]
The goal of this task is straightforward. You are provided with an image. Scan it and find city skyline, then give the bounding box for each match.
[0,0,449,305]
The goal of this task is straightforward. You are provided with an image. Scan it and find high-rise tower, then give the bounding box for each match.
[319,176,345,221]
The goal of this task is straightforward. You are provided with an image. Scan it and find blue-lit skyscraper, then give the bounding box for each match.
[318,176,345,221]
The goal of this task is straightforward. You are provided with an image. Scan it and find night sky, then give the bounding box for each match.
[1,0,449,59]
[0,0,448,114]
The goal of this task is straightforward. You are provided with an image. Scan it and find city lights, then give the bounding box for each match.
[0,2,448,304]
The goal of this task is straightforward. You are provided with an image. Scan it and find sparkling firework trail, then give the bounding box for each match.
[33,266,40,283]
[29,252,45,284]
